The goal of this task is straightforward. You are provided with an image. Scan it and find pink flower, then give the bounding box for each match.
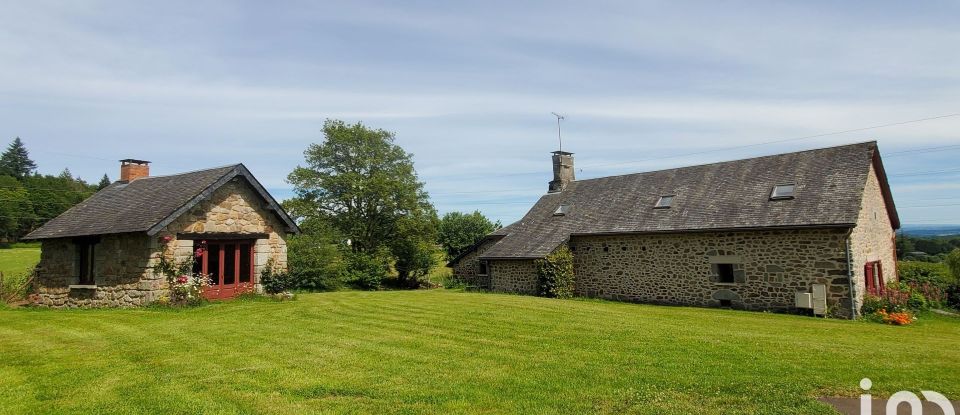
[160,235,173,243]
[176,275,189,284]
[194,248,204,258]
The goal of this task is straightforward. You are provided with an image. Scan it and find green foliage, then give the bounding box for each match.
[22,173,97,238]
[947,283,960,310]
[389,212,439,287]
[286,218,347,291]
[97,174,111,190]
[898,233,960,258]
[897,261,954,289]
[438,211,500,260]
[0,137,37,180]
[947,249,960,280]
[0,175,34,241]
[535,245,575,299]
[260,258,292,295]
[285,119,438,289]
[343,249,391,290]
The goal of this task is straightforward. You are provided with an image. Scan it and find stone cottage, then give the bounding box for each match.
[23,159,299,308]
[450,142,899,319]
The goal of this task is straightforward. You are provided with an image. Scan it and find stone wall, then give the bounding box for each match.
[489,259,538,294]
[33,177,289,308]
[159,178,289,278]
[450,238,499,288]
[849,164,897,315]
[33,233,160,308]
[570,228,854,317]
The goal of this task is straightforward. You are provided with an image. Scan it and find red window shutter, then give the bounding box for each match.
[877,262,885,293]
[864,263,874,293]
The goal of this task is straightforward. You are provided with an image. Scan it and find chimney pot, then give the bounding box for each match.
[119,159,151,182]
[548,151,574,193]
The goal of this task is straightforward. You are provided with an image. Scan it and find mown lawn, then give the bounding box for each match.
[0,290,957,414]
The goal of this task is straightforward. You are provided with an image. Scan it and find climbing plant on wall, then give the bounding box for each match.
[536,245,575,299]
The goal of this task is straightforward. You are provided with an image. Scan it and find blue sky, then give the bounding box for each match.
[1,1,958,225]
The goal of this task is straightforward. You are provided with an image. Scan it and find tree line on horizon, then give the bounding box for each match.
[0,137,111,243]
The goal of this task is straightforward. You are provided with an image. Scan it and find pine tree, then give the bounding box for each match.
[97,174,111,190]
[0,137,38,180]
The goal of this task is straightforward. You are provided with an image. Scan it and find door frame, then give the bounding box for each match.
[195,239,257,300]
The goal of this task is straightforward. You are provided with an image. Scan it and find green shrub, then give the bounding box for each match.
[907,291,929,312]
[260,259,292,295]
[947,283,960,310]
[344,250,391,290]
[947,249,960,280]
[861,295,887,315]
[898,261,954,289]
[286,232,347,291]
[535,246,575,299]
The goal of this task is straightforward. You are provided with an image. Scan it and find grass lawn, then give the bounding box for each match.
[0,247,40,301]
[0,290,957,414]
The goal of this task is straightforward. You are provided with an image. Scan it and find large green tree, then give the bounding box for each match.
[0,175,34,240]
[438,211,500,260]
[0,137,37,179]
[287,119,438,286]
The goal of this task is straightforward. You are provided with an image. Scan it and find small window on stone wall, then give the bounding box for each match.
[478,260,489,276]
[717,263,736,283]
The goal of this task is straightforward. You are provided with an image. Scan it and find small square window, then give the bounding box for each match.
[717,263,736,283]
[554,205,570,216]
[478,260,489,276]
[770,184,796,200]
[654,195,674,209]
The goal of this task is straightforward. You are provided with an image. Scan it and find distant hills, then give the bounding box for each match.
[900,224,960,237]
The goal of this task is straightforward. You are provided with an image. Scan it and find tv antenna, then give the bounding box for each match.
[551,112,565,153]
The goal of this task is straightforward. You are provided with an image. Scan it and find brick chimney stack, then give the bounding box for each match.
[548,151,575,193]
[119,159,150,182]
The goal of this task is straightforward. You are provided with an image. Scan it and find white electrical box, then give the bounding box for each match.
[811,284,828,316]
[795,292,812,309]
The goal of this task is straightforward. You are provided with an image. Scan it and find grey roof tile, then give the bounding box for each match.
[24,164,299,240]
[480,142,890,259]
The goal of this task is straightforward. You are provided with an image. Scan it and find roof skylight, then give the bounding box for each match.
[770,184,796,200]
[554,205,570,216]
[654,195,674,209]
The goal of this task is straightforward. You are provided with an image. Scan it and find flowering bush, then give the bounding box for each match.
[876,309,915,326]
[153,236,210,306]
[863,281,945,314]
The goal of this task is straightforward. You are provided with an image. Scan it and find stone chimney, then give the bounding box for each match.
[119,159,151,182]
[548,151,575,193]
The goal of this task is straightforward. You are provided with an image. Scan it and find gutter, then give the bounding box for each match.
[845,229,857,320]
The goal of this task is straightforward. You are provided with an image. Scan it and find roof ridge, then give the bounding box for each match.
[125,163,241,181]
[573,141,876,184]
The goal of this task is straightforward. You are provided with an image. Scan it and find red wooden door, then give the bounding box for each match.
[197,240,256,300]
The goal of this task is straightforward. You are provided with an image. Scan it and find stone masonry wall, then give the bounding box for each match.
[160,178,289,279]
[571,228,855,318]
[451,239,498,288]
[489,259,538,294]
[849,164,897,316]
[33,233,159,308]
[33,178,289,308]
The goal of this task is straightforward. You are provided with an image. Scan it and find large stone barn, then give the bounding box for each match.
[449,142,899,319]
[23,160,299,308]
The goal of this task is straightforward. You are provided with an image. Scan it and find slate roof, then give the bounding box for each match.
[24,164,299,240]
[477,141,898,260]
